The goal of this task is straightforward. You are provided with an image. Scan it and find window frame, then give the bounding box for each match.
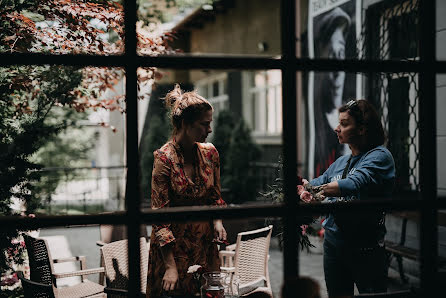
[0,0,444,296]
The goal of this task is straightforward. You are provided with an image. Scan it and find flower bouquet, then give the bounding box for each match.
[261,157,321,251]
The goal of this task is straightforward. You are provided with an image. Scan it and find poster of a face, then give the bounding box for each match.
[308,0,362,178]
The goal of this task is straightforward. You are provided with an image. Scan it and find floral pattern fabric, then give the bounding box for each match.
[147,140,226,298]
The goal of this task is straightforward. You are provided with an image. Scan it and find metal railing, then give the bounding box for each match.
[37,166,126,214]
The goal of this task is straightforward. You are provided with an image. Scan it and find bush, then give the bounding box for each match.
[139,114,171,206]
[221,118,261,204]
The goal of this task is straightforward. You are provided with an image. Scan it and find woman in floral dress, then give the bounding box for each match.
[147,84,227,298]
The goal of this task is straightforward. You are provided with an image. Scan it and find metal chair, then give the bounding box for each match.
[219,225,273,297]
[100,237,149,297]
[23,234,105,298]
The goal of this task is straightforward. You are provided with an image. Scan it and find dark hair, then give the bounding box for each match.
[339,99,386,150]
[163,84,213,135]
[314,7,351,56]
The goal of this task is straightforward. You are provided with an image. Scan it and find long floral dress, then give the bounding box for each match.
[147,140,226,298]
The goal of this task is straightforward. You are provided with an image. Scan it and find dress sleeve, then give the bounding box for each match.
[210,146,226,206]
[151,150,175,247]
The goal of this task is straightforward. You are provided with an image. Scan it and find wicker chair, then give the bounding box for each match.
[23,234,105,298]
[96,224,149,285]
[17,271,55,298]
[219,225,273,297]
[100,237,149,297]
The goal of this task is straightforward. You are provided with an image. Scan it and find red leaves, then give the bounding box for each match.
[3,0,174,131]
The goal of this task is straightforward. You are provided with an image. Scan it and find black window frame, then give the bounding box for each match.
[1,0,445,296]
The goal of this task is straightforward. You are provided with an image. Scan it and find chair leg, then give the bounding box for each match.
[396,255,408,284]
[99,255,105,285]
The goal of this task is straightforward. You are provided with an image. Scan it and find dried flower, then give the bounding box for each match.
[187,265,202,274]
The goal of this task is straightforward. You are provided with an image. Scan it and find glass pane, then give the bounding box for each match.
[141,215,283,297]
[437,0,446,60]
[1,65,125,216]
[138,0,280,56]
[1,1,125,55]
[437,75,445,197]
[299,211,421,297]
[139,68,285,209]
[304,71,420,193]
[300,0,420,61]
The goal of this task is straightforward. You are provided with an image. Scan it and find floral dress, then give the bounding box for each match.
[147,140,226,298]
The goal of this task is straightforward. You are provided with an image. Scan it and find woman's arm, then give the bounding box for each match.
[210,145,227,241]
[319,149,395,199]
[151,150,178,290]
[160,244,178,291]
[318,181,341,197]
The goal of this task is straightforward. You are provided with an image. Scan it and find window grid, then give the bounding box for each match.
[0,0,441,296]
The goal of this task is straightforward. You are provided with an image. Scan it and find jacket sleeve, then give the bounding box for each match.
[151,150,175,247]
[337,149,395,198]
[310,163,333,186]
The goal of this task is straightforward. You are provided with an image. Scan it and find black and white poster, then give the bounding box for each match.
[308,0,362,178]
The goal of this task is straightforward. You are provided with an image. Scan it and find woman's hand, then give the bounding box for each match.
[213,219,227,242]
[297,178,313,203]
[160,244,178,291]
[162,266,179,291]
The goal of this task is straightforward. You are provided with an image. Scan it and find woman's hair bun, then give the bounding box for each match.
[164,84,183,111]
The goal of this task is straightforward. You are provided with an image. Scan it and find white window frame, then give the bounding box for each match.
[242,70,282,145]
[195,72,229,139]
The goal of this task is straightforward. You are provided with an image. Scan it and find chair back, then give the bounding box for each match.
[234,225,273,290]
[99,224,149,244]
[23,234,55,287]
[100,237,149,293]
[17,271,55,298]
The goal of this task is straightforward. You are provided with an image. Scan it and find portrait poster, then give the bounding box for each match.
[308,0,362,178]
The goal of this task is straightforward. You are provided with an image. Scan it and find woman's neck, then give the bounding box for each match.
[349,144,361,156]
[175,132,195,161]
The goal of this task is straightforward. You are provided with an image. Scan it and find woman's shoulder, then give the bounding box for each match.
[197,142,218,153]
[197,142,219,161]
[362,145,395,164]
[365,145,393,158]
[154,141,176,160]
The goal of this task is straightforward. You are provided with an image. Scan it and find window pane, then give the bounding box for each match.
[213,81,219,97]
[1,1,125,55]
[437,0,446,60]
[305,70,419,190]
[141,0,280,56]
[300,0,420,61]
[299,211,421,297]
[1,65,125,216]
[437,75,446,192]
[140,68,286,209]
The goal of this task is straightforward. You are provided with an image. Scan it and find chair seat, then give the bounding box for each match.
[56,280,105,298]
[243,287,273,298]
